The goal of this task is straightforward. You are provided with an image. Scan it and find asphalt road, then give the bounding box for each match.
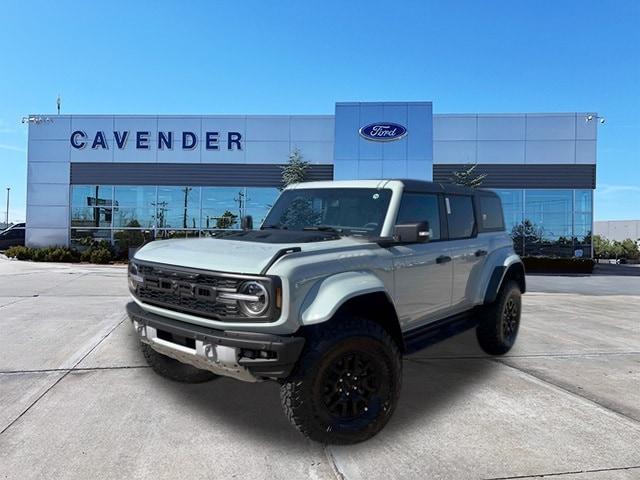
[0,258,639,480]
[527,264,640,296]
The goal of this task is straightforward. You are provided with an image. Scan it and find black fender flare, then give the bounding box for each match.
[483,262,526,304]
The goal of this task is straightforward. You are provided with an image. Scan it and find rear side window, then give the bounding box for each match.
[445,195,476,239]
[396,193,441,240]
[1,229,22,239]
[478,195,505,231]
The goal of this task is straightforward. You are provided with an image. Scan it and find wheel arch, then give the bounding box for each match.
[331,292,404,352]
[299,271,404,351]
[484,260,526,305]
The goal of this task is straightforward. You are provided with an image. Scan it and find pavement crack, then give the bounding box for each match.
[0,365,150,375]
[406,351,640,362]
[482,464,640,479]
[323,446,346,480]
[0,297,31,309]
[493,359,640,426]
[0,315,127,437]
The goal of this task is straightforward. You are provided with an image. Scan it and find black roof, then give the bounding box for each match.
[395,179,498,197]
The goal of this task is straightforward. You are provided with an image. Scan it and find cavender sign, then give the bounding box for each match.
[70,130,243,151]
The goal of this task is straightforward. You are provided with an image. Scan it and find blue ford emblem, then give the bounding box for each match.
[359,122,408,142]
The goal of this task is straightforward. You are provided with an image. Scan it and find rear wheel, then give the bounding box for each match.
[476,280,521,355]
[141,343,219,383]
[280,317,402,445]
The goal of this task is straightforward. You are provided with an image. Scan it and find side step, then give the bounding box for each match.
[402,309,481,355]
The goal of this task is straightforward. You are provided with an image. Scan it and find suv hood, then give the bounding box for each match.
[133,233,370,275]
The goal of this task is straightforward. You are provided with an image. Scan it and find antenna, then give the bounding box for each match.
[56,95,61,115]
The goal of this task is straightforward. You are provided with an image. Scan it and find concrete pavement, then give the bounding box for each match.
[0,257,639,479]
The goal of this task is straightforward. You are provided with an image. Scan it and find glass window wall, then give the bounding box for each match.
[492,188,593,257]
[69,185,593,258]
[70,185,281,245]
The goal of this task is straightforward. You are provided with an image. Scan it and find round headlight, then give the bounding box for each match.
[128,262,144,291]
[238,281,269,316]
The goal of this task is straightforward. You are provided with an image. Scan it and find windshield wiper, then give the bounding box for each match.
[261,224,287,230]
[302,225,343,234]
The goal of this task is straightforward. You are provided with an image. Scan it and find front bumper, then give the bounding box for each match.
[126,302,304,382]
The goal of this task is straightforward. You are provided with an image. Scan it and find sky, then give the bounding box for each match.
[0,0,638,223]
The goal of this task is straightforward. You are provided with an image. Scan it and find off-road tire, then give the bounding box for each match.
[476,280,521,355]
[280,317,402,445]
[141,343,219,383]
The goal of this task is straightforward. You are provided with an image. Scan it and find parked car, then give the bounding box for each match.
[126,180,525,444]
[0,223,25,250]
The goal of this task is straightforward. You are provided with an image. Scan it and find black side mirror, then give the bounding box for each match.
[241,215,254,230]
[394,221,430,243]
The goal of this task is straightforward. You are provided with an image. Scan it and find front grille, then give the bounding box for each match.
[134,263,246,321]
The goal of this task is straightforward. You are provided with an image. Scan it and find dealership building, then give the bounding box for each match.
[25,101,598,256]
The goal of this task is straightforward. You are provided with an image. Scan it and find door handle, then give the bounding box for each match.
[475,249,488,257]
[436,255,452,264]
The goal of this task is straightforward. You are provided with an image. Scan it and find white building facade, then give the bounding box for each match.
[26,101,597,257]
[595,220,640,242]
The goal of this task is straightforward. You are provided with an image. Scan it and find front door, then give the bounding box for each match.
[391,192,452,329]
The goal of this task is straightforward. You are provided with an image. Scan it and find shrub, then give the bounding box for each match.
[78,238,116,263]
[89,248,113,264]
[5,245,32,260]
[31,248,47,262]
[46,247,78,262]
[4,246,80,263]
[522,256,595,274]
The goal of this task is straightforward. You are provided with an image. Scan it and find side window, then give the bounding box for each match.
[396,193,441,240]
[478,195,505,231]
[445,195,476,239]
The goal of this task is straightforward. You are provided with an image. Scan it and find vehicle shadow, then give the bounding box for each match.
[158,331,496,447]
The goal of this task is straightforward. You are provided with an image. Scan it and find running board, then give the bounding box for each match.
[402,309,480,355]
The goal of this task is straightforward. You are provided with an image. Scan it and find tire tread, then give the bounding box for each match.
[280,317,401,444]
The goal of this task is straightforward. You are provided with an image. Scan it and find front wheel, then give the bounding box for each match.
[476,280,522,355]
[280,317,402,445]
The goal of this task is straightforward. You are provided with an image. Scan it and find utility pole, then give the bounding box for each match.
[182,187,192,229]
[5,187,10,227]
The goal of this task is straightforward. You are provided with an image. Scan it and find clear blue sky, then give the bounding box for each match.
[1,0,638,223]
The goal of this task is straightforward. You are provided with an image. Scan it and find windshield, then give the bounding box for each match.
[262,188,392,236]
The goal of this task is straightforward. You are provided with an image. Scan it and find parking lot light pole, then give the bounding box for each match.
[5,187,9,227]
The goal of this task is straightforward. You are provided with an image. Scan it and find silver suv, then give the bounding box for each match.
[127,179,525,444]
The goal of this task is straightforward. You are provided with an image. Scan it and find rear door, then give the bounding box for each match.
[391,192,453,329]
[444,194,488,310]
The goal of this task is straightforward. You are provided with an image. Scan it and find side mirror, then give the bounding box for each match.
[241,215,254,230]
[394,221,430,243]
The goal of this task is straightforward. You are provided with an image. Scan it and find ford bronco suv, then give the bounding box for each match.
[127,179,525,444]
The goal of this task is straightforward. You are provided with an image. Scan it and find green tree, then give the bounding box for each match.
[609,241,624,260]
[281,148,309,189]
[449,163,487,188]
[113,220,147,259]
[620,238,640,260]
[593,235,611,259]
[510,219,544,255]
[216,210,238,229]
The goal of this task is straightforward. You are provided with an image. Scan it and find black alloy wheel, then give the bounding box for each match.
[476,280,522,355]
[280,317,402,444]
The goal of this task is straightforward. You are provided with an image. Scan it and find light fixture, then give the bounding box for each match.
[21,116,52,124]
[585,115,606,124]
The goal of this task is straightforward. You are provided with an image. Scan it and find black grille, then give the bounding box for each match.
[135,263,244,321]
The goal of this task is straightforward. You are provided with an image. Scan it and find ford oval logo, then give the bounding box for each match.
[359,122,408,142]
